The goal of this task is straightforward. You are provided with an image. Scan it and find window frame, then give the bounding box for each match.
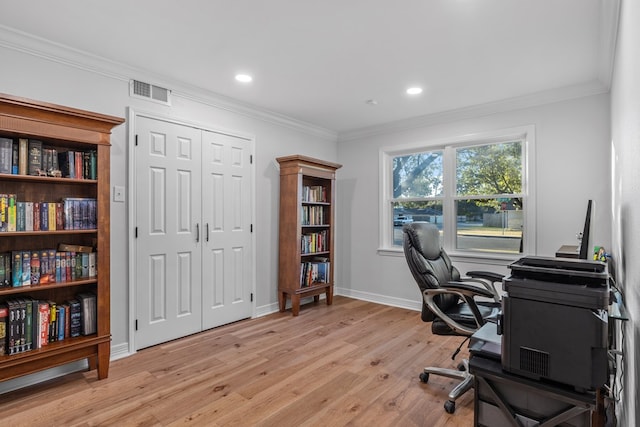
[378,125,536,261]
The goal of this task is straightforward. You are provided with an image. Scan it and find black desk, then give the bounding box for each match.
[469,323,596,427]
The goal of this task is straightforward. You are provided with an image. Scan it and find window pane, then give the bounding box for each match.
[393,151,443,198]
[455,198,523,253]
[392,201,443,246]
[456,141,522,196]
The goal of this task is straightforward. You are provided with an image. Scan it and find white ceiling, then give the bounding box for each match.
[0,0,618,135]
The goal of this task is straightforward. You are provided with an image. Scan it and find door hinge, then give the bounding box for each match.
[135,134,138,146]
[250,154,253,164]
[135,319,138,331]
[250,224,253,233]
[135,227,138,238]
[251,293,254,302]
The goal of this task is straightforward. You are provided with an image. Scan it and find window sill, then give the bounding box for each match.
[377,247,520,267]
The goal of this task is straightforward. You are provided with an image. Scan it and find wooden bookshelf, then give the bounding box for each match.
[276,155,341,316]
[0,93,124,382]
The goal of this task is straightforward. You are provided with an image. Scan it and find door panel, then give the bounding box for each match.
[135,116,202,350]
[201,130,253,328]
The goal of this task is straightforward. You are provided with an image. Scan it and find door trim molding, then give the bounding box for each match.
[127,107,256,354]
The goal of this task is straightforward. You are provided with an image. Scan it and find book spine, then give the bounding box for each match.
[38,302,49,347]
[0,138,13,174]
[40,202,48,231]
[0,304,7,355]
[48,202,56,231]
[16,202,25,231]
[18,138,28,175]
[48,249,56,283]
[33,202,40,231]
[25,202,33,231]
[11,141,18,174]
[27,140,43,176]
[0,194,7,232]
[21,251,31,286]
[39,250,49,284]
[55,252,62,283]
[30,251,40,285]
[11,251,22,287]
[7,194,16,232]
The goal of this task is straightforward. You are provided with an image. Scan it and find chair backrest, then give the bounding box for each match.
[402,222,460,320]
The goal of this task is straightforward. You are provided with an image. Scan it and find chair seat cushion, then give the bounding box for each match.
[432,301,501,336]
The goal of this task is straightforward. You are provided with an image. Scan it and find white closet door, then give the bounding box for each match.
[201,130,253,328]
[134,116,203,350]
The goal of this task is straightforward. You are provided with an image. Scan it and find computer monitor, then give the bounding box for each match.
[578,200,592,260]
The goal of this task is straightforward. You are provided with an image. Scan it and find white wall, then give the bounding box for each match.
[0,32,338,389]
[336,94,611,309]
[610,0,640,424]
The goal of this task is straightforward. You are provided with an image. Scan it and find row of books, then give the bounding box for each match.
[302,185,327,203]
[301,205,327,226]
[0,248,96,288]
[0,294,97,356]
[0,195,97,232]
[301,230,328,254]
[300,261,330,287]
[0,137,97,179]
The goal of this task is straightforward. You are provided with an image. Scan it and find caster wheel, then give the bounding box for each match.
[457,362,466,371]
[419,372,430,383]
[444,400,455,414]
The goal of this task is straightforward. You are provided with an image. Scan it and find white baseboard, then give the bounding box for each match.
[334,287,422,312]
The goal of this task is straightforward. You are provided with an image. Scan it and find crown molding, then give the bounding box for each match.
[338,80,609,143]
[598,0,621,89]
[0,25,337,142]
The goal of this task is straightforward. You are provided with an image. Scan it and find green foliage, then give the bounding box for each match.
[392,151,442,198]
[456,141,522,210]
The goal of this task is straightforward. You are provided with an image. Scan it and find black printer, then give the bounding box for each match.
[500,256,609,391]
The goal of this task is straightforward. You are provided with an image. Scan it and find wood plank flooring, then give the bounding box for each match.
[0,297,475,426]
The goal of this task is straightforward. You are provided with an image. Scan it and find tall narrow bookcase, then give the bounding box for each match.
[277,155,341,316]
[0,94,124,382]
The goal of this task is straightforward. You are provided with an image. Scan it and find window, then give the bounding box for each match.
[380,127,534,258]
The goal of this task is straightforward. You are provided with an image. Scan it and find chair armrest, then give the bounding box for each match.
[467,271,504,283]
[463,271,504,302]
[422,283,494,336]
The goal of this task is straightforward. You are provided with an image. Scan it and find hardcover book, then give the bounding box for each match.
[30,251,40,285]
[77,293,96,335]
[27,139,43,176]
[18,138,28,175]
[0,304,7,355]
[0,137,13,174]
[0,194,7,232]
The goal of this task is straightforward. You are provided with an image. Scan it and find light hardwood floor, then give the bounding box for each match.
[0,297,475,426]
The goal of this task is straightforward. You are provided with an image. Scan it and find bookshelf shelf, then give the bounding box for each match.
[276,155,341,316]
[0,93,123,383]
[0,173,97,185]
[0,279,98,296]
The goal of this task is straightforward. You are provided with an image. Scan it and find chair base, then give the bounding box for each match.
[420,359,474,414]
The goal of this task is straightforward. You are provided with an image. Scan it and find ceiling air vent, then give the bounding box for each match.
[130,80,172,105]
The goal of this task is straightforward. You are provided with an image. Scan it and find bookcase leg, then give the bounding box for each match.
[97,342,110,380]
[326,286,333,305]
[291,294,301,316]
[88,355,97,372]
[278,291,287,312]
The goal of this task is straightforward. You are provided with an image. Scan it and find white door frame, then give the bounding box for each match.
[127,107,256,355]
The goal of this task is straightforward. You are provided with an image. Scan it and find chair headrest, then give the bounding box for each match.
[403,222,442,260]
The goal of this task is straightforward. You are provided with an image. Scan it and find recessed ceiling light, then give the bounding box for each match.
[406,87,423,95]
[235,74,253,83]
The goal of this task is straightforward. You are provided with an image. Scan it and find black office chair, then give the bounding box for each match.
[402,222,503,414]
